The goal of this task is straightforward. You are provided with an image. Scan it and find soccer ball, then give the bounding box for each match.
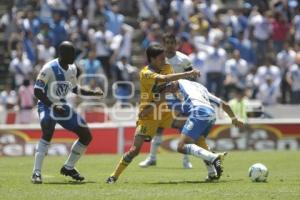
[248,163,268,182]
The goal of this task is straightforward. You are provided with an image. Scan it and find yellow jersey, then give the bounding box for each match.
[138,64,174,121]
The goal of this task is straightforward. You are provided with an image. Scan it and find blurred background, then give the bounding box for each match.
[0,0,300,125]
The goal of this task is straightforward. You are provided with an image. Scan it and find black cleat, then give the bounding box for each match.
[106,176,117,184]
[31,172,42,184]
[60,166,85,181]
[212,152,227,179]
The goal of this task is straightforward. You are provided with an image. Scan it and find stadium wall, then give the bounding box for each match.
[0,119,300,156]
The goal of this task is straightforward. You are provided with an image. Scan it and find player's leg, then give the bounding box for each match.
[107,134,146,183]
[107,121,157,183]
[197,137,217,180]
[177,116,224,177]
[177,134,218,163]
[57,109,92,181]
[172,118,193,169]
[138,127,163,167]
[32,106,56,184]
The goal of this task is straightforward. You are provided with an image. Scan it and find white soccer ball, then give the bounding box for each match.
[248,163,268,182]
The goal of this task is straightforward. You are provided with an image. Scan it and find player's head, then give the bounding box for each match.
[59,41,75,64]
[146,44,166,68]
[162,33,177,53]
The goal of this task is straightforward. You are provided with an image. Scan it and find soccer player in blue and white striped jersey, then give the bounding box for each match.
[32,41,103,184]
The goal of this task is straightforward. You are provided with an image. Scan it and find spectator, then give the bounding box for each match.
[137,0,160,20]
[170,0,194,23]
[110,24,133,67]
[9,50,33,88]
[0,83,17,124]
[249,8,272,65]
[254,56,281,89]
[224,50,249,100]
[276,42,296,103]
[271,12,290,53]
[189,13,209,36]
[227,31,256,67]
[49,12,67,49]
[37,38,56,62]
[80,49,104,87]
[203,39,227,97]
[23,30,38,64]
[16,79,34,124]
[256,76,280,106]
[229,86,249,120]
[89,22,113,78]
[22,6,41,36]
[103,2,124,35]
[287,54,300,104]
[113,56,137,107]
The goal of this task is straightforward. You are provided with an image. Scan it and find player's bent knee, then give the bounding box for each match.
[177,143,185,154]
[40,121,55,141]
[76,127,93,145]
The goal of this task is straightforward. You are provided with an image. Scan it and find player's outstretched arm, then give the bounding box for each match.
[72,86,103,97]
[156,69,200,83]
[221,101,244,128]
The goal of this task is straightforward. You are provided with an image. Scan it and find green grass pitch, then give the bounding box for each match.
[0,151,300,200]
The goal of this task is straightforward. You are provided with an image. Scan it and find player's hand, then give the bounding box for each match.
[53,105,67,116]
[232,118,244,128]
[93,87,104,97]
[187,69,200,79]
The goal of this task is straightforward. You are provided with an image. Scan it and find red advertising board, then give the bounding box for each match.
[0,119,300,156]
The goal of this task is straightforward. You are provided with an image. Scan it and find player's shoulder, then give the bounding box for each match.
[40,59,58,73]
[140,65,151,76]
[176,51,189,59]
[140,65,155,79]
[68,64,77,73]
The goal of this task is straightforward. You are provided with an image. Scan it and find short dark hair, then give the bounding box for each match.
[162,32,176,42]
[146,44,165,63]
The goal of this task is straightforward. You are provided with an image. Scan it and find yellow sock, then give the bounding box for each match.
[197,137,209,150]
[111,157,130,178]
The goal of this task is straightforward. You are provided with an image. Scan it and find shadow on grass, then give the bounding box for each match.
[44,180,97,185]
[146,179,243,185]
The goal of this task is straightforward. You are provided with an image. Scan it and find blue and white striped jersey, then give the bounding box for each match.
[175,79,222,114]
[34,58,77,104]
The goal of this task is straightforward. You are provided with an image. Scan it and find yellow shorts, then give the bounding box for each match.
[136,112,173,141]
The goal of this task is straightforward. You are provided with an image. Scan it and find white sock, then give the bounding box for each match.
[183,154,190,163]
[204,160,217,175]
[183,144,217,163]
[149,134,162,161]
[64,140,87,170]
[33,139,50,173]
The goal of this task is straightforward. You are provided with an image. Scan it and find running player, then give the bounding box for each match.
[158,79,244,180]
[106,44,200,183]
[139,33,194,169]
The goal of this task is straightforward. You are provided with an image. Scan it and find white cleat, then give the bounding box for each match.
[139,158,156,168]
[183,161,193,169]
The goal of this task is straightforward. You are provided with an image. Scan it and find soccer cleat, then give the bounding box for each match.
[183,161,193,169]
[138,158,156,168]
[60,166,85,181]
[205,173,219,182]
[106,176,117,184]
[31,172,42,184]
[212,152,227,178]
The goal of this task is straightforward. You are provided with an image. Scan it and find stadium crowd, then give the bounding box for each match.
[0,0,300,124]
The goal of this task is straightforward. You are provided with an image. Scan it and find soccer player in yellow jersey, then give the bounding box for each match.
[139,33,194,169]
[106,44,200,183]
